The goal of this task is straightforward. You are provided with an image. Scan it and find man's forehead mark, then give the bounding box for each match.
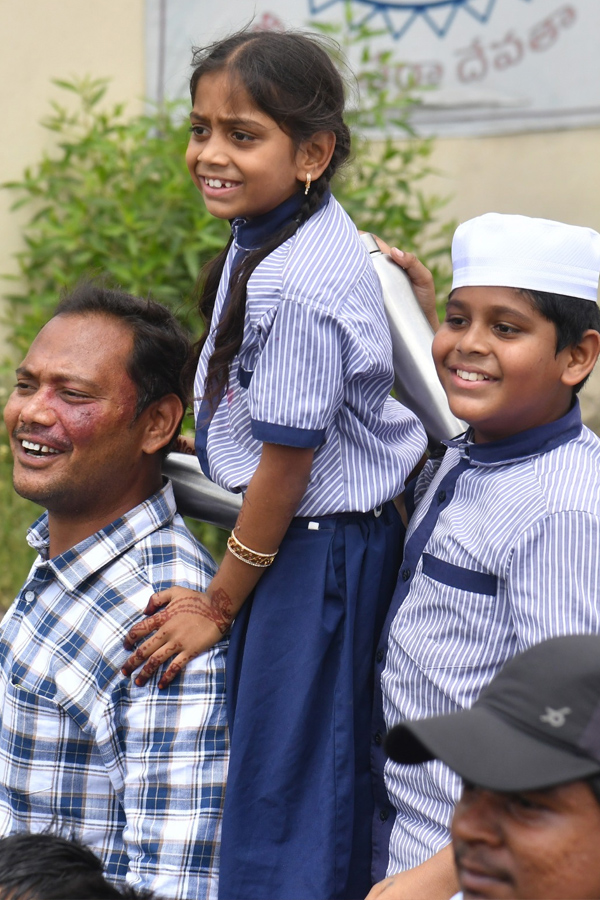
[15,365,104,392]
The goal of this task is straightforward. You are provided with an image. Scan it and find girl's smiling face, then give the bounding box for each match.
[432,285,577,443]
[186,70,305,220]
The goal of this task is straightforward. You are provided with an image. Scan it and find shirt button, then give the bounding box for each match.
[24,591,35,602]
[376,648,384,663]
[379,808,389,822]
[374,731,382,746]
[437,490,447,504]
[401,568,411,582]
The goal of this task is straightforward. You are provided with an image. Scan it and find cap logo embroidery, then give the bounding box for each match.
[540,707,572,728]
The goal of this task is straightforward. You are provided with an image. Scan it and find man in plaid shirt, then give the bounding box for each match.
[0,284,228,899]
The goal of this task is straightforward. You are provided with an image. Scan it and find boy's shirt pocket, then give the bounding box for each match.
[391,553,513,708]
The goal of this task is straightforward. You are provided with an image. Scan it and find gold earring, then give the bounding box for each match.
[304,173,312,195]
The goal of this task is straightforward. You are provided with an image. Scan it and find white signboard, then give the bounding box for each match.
[146,0,600,136]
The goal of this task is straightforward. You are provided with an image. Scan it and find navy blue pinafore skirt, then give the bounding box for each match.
[218,501,403,900]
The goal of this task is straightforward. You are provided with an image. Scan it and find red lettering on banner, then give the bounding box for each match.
[529,5,576,53]
[491,30,524,71]
[295,4,578,100]
[456,38,488,82]
[452,5,576,84]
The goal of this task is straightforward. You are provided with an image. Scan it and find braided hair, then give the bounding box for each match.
[191,30,352,410]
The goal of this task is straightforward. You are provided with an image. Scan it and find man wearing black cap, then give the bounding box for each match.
[381,634,600,900]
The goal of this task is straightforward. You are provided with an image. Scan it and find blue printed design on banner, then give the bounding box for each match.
[308,0,533,42]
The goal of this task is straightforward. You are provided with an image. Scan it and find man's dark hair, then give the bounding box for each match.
[523,288,600,393]
[0,832,158,899]
[52,283,194,450]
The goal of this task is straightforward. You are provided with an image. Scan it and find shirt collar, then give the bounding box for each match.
[26,481,177,593]
[444,399,583,467]
[232,188,331,251]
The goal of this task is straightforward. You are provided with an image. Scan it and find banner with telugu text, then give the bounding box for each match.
[145,0,600,137]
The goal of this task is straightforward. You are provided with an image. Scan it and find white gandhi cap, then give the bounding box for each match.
[451,212,600,302]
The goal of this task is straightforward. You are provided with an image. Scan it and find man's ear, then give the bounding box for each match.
[295,131,336,184]
[561,329,600,387]
[139,394,184,455]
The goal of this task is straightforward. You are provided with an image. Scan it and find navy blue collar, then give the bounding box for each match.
[232,189,331,251]
[444,399,583,466]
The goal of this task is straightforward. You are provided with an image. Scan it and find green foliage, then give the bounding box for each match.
[185,519,227,567]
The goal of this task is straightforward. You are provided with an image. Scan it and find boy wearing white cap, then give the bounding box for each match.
[370,214,600,899]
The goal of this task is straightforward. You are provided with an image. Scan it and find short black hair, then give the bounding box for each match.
[52,282,194,451]
[0,833,158,899]
[522,288,600,393]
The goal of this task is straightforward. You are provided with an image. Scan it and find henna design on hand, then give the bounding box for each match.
[147,591,234,635]
[198,588,235,634]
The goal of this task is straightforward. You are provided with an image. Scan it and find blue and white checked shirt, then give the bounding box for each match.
[372,402,600,877]
[0,482,228,899]
[194,193,427,515]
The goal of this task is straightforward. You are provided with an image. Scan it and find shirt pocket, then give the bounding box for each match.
[397,554,502,681]
[2,673,61,794]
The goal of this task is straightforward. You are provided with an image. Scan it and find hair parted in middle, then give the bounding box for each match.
[191,29,352,410]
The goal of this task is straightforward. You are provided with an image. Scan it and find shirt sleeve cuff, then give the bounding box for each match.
[251,419,326,448]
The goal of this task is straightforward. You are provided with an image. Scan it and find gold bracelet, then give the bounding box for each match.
[227,531,279,568]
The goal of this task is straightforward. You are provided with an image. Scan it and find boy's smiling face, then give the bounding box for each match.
[433,286,576,443]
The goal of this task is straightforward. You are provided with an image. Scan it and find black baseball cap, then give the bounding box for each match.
[385,634,600,792]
